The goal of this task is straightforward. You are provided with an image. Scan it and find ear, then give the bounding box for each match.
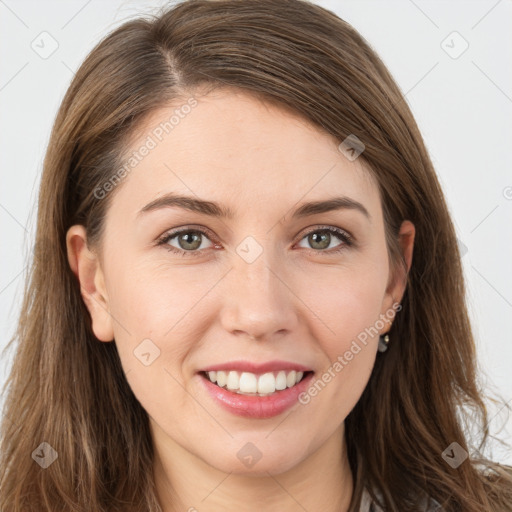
[380,220,415,326]
[66,225,114,342]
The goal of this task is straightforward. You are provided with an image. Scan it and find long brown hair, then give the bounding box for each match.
[1,0,511,510]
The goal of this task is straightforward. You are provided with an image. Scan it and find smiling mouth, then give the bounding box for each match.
[200,369,314,396]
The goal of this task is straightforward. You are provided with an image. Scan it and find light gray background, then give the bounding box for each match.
[1,0,511,464]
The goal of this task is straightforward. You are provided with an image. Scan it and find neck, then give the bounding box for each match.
[153,423,354,512]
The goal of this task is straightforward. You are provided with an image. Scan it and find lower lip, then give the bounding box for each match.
[198,371,315,419]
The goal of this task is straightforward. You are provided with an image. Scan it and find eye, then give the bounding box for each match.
[156,226,217,257]
[156,224,354,257]
[296,226,353,253]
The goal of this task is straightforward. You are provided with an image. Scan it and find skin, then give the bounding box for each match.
[66,88,414,512]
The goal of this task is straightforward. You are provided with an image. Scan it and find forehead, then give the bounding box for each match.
[112,88,380,221]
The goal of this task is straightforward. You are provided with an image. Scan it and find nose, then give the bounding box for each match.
[219,246,299,342]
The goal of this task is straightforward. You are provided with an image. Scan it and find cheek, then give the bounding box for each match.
[299,259,388,355]
[107,255,210,339]
[105,259,226,406]
[298,271,383,422]
[322,285,384,356]
[106,267,200,422]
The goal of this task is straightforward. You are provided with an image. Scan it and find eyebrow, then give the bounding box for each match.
[137,193,371,221]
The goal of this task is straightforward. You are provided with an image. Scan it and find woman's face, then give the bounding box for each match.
[68,88,413,476]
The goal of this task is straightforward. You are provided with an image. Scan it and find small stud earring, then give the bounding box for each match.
[378,333,390,352]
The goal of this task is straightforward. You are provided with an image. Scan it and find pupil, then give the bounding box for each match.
[310,231,329,249]
[180,232,201,250]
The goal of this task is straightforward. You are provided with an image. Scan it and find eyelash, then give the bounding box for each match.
[155,225,354,257]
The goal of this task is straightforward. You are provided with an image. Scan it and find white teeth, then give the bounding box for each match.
[257,372,275,394]
[239,372,258,393]
[275,371,287,390]
[226,371,239,390]
[216,371,227,387]
[205,369,308,395]
[286,370,297,388]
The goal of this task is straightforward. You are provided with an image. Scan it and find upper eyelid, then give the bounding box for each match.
[159,224,218,243]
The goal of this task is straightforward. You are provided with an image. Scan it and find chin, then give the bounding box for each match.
[202,443,302,476]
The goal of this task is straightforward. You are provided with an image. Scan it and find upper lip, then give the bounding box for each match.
[199,360,313,374]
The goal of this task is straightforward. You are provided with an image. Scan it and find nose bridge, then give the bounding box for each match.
[219,234,297,339]
[233,234,284,305]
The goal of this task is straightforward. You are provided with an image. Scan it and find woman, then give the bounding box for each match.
[0,0,511,510]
